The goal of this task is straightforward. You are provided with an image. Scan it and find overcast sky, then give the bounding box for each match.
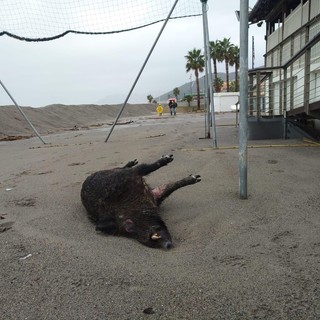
[0,0,265,107]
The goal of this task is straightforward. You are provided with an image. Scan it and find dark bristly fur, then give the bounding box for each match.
[81,155,201,249]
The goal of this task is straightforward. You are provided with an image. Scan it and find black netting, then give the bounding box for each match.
[0,0,202,42]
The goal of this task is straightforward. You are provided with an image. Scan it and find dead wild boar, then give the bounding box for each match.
[81,155,201,249]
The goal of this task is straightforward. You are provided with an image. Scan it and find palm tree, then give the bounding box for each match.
[183,94,193,107]
[173,87,180,101]
[229,46,240,92]
[229,81,237,92]
[215,77,224,93]
[185,48,205,110]
[218,38,234,92]
[209,40,223,92]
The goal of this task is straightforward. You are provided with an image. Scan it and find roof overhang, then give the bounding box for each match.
[249,0,302,23]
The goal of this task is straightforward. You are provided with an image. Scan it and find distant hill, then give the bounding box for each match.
[158,72,235,102]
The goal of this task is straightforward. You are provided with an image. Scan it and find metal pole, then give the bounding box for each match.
[239,0,249,199]
[105,0,180,143]
[201,0,217,147]
[201,10,210,138]
[252,36,255,69]
[204,74,209,137]
[0,80,46,144]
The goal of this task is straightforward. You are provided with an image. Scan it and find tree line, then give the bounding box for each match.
[147,38,239,110]
[185,37,239,110]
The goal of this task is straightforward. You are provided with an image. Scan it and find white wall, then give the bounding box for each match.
[311,0,320,19]
[283,3,308,39]
[213,92,239,112]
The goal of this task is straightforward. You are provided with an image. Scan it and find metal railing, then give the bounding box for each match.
[248,32,320,119]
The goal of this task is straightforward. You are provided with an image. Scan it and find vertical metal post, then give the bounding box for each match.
[201,0,217,147]
[202,53,210,137]
[0,80,46,144]
[269,75,274,115]
[239,0,249,199]
[105,0,180,143]
[249,73,254,115]
[283,68,288,139]
[201,2,210,138]
[252,36,255,69]
[304,49,311,114]
[289,65,294,111]
[279,70,283,115]
[256,71,261,118]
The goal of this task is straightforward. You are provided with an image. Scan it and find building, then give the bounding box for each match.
[248,0,320,139]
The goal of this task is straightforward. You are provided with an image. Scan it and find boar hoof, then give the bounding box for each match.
[124,159,138,168]
[161,154,174,164]
[190,174,201,183]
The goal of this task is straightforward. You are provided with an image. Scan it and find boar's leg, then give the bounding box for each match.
[123,159,138,168]
[134,155,174,176]
[95,214,119,235]
[152,174,201,205]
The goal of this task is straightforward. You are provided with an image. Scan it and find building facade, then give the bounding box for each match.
[249,0,320,121]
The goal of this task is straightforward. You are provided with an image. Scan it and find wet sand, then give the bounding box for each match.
[0,107,320,319]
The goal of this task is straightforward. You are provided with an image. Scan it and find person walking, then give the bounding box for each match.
[168,99,177,116]
[172,100,177,116]
[169,100,174,116]
[156,103,163,116]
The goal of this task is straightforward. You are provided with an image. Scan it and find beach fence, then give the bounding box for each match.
[1,0,251,198]
[0,80,46,144]
[1,0,202,144]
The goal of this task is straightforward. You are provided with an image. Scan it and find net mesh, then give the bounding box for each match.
[0,0,202,42]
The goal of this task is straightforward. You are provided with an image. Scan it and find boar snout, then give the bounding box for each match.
[162,240,173,250]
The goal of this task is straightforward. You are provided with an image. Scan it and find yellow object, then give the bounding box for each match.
[156,104,163,116]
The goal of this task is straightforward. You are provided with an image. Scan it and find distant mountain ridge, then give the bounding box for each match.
[157,72,235,102]
[96,72,236,104]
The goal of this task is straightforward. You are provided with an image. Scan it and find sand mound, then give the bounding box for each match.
[0,103,155,139]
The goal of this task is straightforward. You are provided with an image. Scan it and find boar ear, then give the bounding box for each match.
[123,219,136,233]
[96,216,118,235]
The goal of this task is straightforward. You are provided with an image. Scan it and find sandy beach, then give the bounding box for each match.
[1,104,320,319]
